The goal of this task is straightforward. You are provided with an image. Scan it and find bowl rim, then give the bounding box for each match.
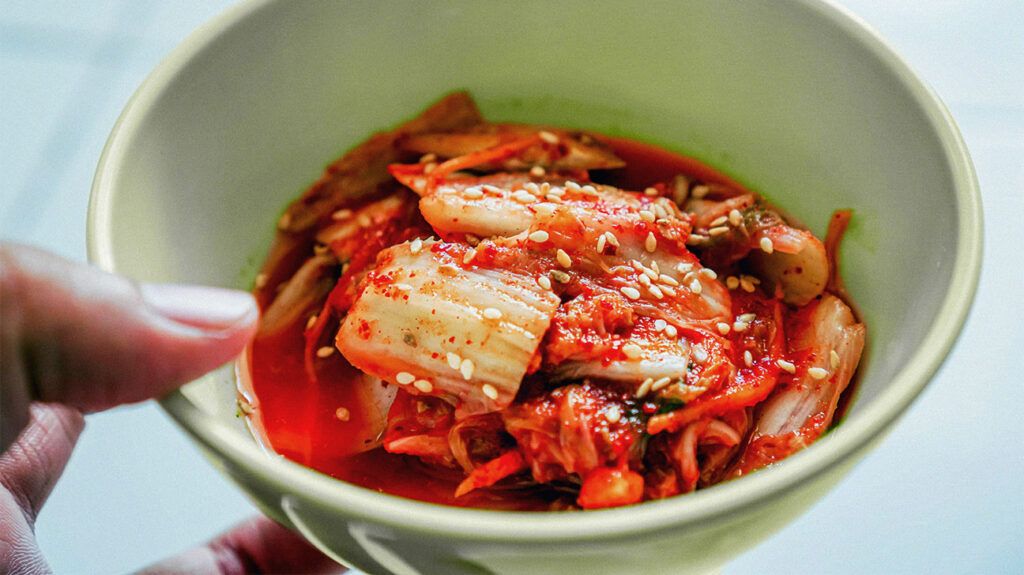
[87,0,982,543]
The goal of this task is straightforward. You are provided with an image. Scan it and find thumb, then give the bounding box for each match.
[1,243,257,449]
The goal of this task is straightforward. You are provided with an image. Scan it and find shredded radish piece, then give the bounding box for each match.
[824,209,853,295]
[454,450,527,498]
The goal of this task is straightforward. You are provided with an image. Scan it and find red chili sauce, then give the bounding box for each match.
[243,137,819,510]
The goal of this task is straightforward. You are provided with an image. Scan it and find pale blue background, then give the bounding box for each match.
[2,1,1021,573]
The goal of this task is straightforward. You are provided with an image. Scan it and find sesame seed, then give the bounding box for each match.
[689,279,703,294]
[556,249,573,268]
[710,215,728,227]
[565,181,581,191]
[513,190,538,204]
[739,313,757,322]
[447,352,462,370]
[530,165,546,177]
[482,307,503,320]
[691,184,709,199]
[534,203,557,216]
[463,187,484,199]
[659,274,679,286]
[651,261,660,273]
[622,343,643,359]
[831,349,841,370]
[396,372,415,385]
[551,270,572,284]
[413,379,434,393]
[482,383,499,400]
[686,234,709,246]
[620,286,641,300]
[660,284,677,297]
[529,230,550,243]
[759,237,775,254]
[419,153,437,164]
[335,407,350,421]
[676,262,694,274]
[645,232,657,253]
[482,184,503,194]
[651,376,672,392]
[604,231,620,247]
[545,194,563,203]
[692,345,708,363]
[708,226,730,237]
[643,268,660,281]
[524,182,540,194]
[331,209,353,221]
[539,130,559,144]
[700,268,718,280]
[394,283,414,292]
[729,209,744,226]
[638,273,652,286]
[654,319,667,332]
[255,273,268,288]
[596,233,607,253]
[808,367,829,380]
[717,322,731,335]
[316,346,336,358]
[776,359,797,374]
[665,325,678,338]
[605,406,622,423]
[581,184,599,195]
[306,315,318,329]
[460,358,476,381]
[636,378,654,398]
[643,187,658,197]
[410,238,423,254]
[726,276,740,290]
[277,212,292,230]
[744,350,753,367]
[648,285,665,299]
[546,186,565,197]
[639,210,656,222]
[423,162,437,174]
[357,214,372,228]
[537,275,552,290]
[740,277,756,293]
[463,249,477,264]
[732,321,749,332]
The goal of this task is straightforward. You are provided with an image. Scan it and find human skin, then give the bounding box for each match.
[0,243,343,575]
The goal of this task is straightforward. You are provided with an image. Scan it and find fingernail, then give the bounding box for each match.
[139,283,257,332]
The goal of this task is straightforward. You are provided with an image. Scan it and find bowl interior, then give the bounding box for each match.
[90,0,977,535]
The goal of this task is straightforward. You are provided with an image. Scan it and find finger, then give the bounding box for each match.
[0,403,82,523]
[0,403,83,575]
[0,243,257,450]
[136,515,345,575]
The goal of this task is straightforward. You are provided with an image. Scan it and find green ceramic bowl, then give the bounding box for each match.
[87,1,981,573]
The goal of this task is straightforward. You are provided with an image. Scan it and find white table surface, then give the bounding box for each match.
[3,1,1021,573]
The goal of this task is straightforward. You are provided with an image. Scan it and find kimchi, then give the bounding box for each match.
[242,92,865,511]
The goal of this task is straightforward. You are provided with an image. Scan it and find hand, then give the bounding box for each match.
[0,244,343,574]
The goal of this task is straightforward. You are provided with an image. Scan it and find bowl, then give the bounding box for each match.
[87,1,981,573]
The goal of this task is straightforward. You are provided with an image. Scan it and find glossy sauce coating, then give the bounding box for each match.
[245,137,771,509]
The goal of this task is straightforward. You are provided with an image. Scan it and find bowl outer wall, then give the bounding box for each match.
[87,0,981,559]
